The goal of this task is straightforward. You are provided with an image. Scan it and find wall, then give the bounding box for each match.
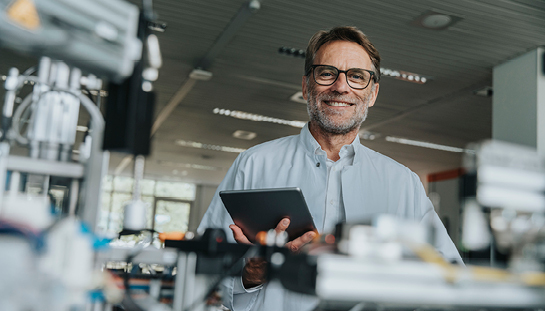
[427,169,465,248]
[428,178,461,248]
[187,184,218,231]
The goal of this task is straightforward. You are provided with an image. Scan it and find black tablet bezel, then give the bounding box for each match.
[219,187,316,243]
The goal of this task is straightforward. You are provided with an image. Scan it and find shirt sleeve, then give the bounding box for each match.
[197,154,243,242]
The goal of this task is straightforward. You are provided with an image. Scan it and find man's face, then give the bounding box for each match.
[303,41,379,135]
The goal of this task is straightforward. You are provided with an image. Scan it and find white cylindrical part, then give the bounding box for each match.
[8,171,20,196]
[38,57,51,84]
[55,62,70,88]
[123,200,148,230]
[70,68,82,90]
[461,199,491,250]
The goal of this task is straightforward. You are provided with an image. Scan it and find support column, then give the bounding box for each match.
[493,47,545,156]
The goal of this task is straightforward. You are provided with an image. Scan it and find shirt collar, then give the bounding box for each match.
[299,122,360,158]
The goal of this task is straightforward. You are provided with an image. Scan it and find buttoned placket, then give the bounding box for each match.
[318,145,354,233]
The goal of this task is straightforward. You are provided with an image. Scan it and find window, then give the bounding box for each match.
[98,176,196,235]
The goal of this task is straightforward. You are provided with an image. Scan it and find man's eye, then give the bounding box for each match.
[350,74,364,80]
[320,72,334,77]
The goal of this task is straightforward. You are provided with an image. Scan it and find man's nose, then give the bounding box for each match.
[330,72,351,93]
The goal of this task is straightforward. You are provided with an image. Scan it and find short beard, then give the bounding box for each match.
[306,84,373,135]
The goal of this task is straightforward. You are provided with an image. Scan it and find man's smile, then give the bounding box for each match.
[324,101,354,107]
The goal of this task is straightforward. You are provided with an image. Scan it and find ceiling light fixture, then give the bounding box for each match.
[213,108,306,128]
[233,130,257,140]
[189,68,213,81]
[175,139,246,153]
[360,130,380,140]
[278,46,306,58]
[380,68,428,84]
[385,136,469,153]
[474,86,493,97]
[411,10,463,31]
[290,91,307,104]
[157,160,222,171]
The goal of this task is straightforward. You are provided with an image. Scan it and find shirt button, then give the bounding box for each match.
[330,200,335,205]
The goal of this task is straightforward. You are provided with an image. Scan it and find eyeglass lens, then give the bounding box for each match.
[313,65,372,89]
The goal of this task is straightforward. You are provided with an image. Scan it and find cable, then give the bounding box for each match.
[11,86,104,148]
[11,92,33,145]
[21,66,36,77]
[0,219,45,251]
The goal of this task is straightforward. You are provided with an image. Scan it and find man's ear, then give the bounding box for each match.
[302,76,309,100]
[367,83,380,107]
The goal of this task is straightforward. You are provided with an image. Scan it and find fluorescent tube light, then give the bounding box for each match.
[385,136,467,153]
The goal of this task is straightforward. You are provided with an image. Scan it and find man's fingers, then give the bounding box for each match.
[274,218,290,234]
[286,230,316,252]
[229,225,252,244]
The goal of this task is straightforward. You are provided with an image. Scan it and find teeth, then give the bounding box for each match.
[327,101,351,107]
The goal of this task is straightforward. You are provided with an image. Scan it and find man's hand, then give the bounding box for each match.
[229,218,317,289]
[270,217,317,252]
[285,230,317,252]
[229,224,252,244]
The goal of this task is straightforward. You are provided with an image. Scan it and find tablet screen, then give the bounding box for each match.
[219,187,316,243]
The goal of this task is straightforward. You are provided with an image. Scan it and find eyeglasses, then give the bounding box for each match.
[308,65,376,90]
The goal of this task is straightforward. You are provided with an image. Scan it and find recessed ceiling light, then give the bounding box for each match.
[411,10,463,30]
[233,130,257,140]
[213,108,306,128]
[422,14,452,28]
[290,91,307,104]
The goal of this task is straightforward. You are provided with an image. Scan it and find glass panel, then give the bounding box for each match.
[113,176,133,193]
[153,200,190,233]
[141,195,155,228]
[109,193,132,232]
[103,175,113,192]
[155,181,196,199]
[98,192,112,231]
[141,179,156,196]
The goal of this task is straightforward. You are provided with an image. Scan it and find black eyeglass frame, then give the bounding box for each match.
[307,64,377,90]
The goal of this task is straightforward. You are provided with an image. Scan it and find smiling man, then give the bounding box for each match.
[304,38,379,161]
[198,26,462,311]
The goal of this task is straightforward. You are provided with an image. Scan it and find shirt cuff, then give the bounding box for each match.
[233,276,263,294]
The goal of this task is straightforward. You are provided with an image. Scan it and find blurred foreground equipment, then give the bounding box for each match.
[0,0,160,310]
[462,140,545,272]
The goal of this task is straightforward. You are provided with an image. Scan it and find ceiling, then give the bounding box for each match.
[2,0,545,186]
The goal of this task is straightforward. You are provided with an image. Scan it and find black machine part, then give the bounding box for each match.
[103,12,154,156]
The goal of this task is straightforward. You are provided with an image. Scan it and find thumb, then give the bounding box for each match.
[230,224,252,244]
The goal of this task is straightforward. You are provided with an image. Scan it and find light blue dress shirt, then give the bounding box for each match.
[198,123,462,311]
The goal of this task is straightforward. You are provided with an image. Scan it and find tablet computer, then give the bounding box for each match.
[219,187,316,243]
